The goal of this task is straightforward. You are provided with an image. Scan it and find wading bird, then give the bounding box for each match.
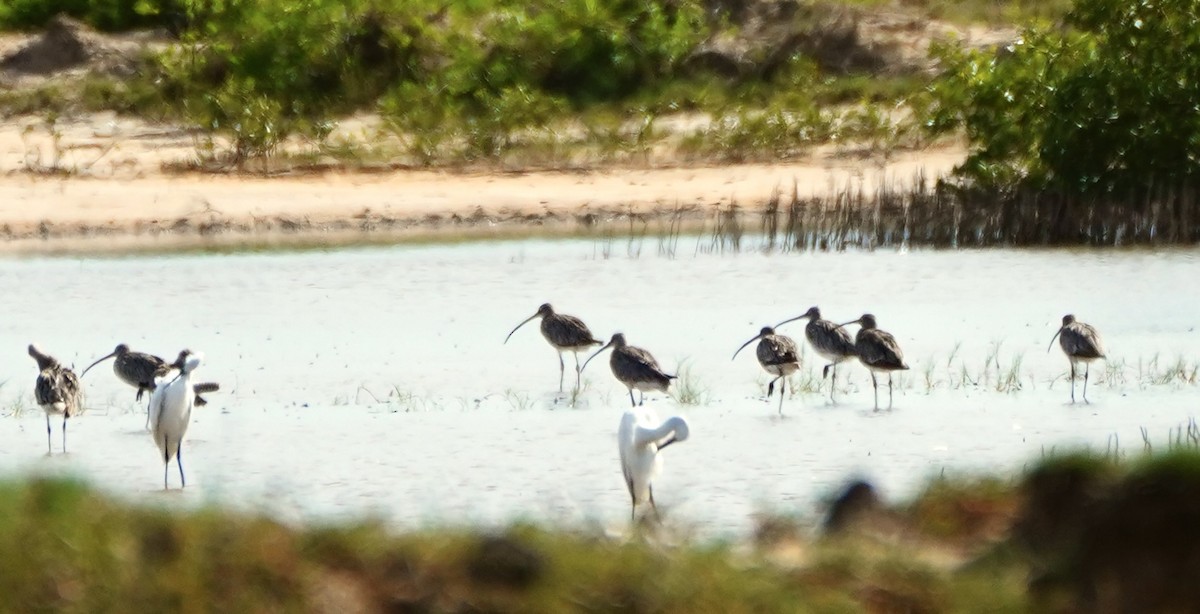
[618,409,689,522]
[776,306,857,402]
[81,344,172,404]
[732,326,801,415]
[840,314,908,410]
[28,344,83,454]
[582,333,675,407]
[1048,314,1106,404]
[149,351,203,489]
[167,349,220,407]
[505,303,602,393]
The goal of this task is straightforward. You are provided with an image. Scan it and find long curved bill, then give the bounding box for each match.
[504,313,538,344]
[80,351,118,377]
[580,340,614,373]
[1047,327,1064,353]
[774,314,805,329]
[732,334,762,361]
[837,319,861,328]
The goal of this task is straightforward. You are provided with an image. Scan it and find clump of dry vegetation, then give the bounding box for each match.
[5,448,1200,612]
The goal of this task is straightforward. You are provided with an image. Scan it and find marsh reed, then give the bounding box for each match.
[588,172,1200,254]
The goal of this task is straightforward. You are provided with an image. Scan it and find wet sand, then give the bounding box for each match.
[0,113,965,253]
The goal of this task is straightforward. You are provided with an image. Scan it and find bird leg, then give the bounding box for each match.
[62,414,68,454]
[649,486,661,522]
[143,389,158,430]
[887,374,894,410]
[573,352,582,393]
[178,444,186,488]
[778,377,786,415]
[163,434,170,490]
[822,364,832,379]
[45,414,52,454]
[638,390,646,406]
[557,352,566,393]
[829,364,838,404]
[767,376,779,399]
[870,372,879,411]
[1069,362,1077,404]
[1083,363,1091,404]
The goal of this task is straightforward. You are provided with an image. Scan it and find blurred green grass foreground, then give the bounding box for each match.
[4,448,1200,612]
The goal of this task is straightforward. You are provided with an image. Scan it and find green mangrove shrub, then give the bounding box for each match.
[926,0,1200,193]
[0,0,183,31]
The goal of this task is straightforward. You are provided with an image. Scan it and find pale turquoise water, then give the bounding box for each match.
[0,240,1197,536]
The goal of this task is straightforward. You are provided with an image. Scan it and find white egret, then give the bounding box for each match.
[618,409,690,521]
[148,350,203,489]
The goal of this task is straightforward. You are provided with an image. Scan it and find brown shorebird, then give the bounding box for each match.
[841,314,909,410]
[505,303,602,392]
[81,344,171,403]
[777,306,857,402]
[28,344,83,454]
[1048,314,1106,403]
[581,333,675,407]
[733,326,801,415]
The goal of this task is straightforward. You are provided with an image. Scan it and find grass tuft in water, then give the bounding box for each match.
[673,360,709,406]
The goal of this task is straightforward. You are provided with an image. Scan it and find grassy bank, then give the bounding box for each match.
[5,449,1200,612]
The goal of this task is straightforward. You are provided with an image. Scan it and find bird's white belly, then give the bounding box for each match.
[628,380,669,393]
[764,363,800,377]
[812,348,849,363]
[149,379,193,461]
[627,447,661,504]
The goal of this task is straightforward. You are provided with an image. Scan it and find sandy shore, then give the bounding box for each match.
[0,113,965,254]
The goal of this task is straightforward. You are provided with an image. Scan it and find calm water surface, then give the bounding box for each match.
[0,239,1197,537]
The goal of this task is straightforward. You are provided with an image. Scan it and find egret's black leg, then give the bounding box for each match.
[163,434,170,489]
[177,443,186,488]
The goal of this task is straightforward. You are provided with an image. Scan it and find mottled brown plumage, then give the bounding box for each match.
[29,344,83,454]
[582,333,675,407]
[81,343,171,403]
[842,314,909,410]
[777,306,857,402]
[733,326,801,414]
[506,303,602,393]
[1048,314,1106,403]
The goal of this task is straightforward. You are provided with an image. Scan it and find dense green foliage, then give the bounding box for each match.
[927,0,1200,192]
[0,0,180,31]
[150,0,710,162]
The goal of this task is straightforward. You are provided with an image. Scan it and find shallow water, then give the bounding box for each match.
[0,239,1198,537]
